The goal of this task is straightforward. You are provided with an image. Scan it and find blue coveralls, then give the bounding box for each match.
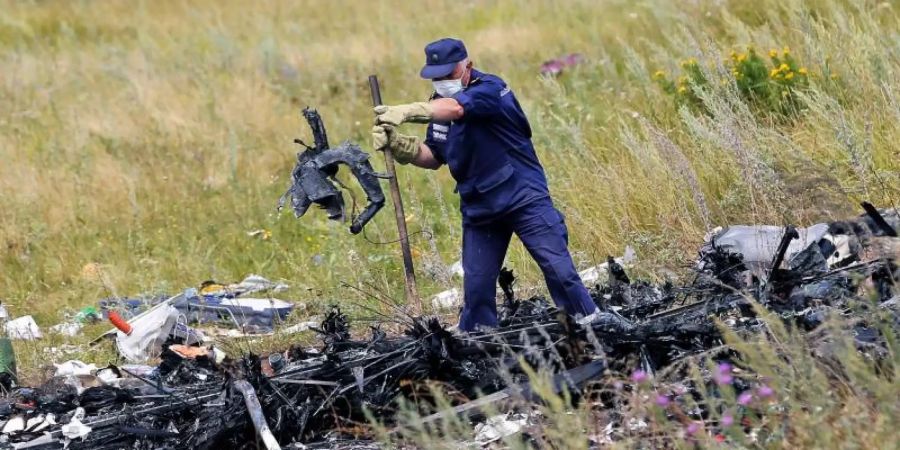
[424,69,598,331]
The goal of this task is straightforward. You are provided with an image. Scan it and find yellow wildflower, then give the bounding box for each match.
[779,63,789,71]
[737,53,747,62]
[653,70,665,80]
[785,72,794,80]
[678,75,688,84]
[770,68,779,78]
[769,49,778,58]
[678,86,688,94]
[798,67,808,75]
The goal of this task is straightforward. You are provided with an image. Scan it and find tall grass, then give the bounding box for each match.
[1,0,898,375]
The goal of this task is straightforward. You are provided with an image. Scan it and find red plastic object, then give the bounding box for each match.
[108,311,133,335]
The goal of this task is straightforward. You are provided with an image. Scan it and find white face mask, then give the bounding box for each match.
[433,78,463,98]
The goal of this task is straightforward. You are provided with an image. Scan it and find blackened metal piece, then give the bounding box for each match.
[862,201,898,237]
[278,108,387,234]
[499,267,516,305]
[770,226,799,273]
[607,256,630,287]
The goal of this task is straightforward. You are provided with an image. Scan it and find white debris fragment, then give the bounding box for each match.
[5,315,42,340]
[233,274,290,294]
[119,364,156,378]
[49,322,83,337]
[473,412,528,445]
[26,414,55,433]
[96,368,120,384]
[431,288,462,310]
[61,408,92,440]
[449,260,465,278]
[2,416,25,434]
[280,318,321,334]
[116,305,180,363]
[579,266,603,285]
[54,361,98,377]
[625,417,648,431]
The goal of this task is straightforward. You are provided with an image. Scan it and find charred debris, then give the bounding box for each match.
[1,206,897,449]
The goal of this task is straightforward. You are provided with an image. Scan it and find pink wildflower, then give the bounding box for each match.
[758,385,774,398]
[721,413,734,427]
[631,369,648,383]
[655,394,671,407]
[737,391,753,406]
[686,422,701,435]
[714,363,733,385]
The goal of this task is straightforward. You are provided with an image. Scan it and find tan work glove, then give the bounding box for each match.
[373,102,433,127]
[371,125,421,165]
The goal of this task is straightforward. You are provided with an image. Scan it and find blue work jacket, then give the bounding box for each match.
[424,70,550,224]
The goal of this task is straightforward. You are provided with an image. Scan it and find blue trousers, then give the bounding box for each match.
[458,198,598,331]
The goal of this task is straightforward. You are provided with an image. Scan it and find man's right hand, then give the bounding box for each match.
[371,125,390,151]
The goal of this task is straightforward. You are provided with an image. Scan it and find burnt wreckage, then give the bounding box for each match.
[1,206,897,449]
[278,108,387,234]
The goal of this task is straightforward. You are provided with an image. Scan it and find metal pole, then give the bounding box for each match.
[368,75,422,314]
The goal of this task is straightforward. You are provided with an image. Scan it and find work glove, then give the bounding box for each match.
[370,125,421,165]
[371,124,390,151]
[373,102,433,127]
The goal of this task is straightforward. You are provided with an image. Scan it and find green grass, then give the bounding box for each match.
[0,0,898,439]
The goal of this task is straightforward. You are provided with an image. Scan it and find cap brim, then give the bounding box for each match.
[420,62,457,79]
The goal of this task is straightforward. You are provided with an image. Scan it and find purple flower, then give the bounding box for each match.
[540,60,564,76]
[758,385,774,398]
[714,363,734,385]
[686,422,701,435]
[737,391,753,406]
[655,394,671,407]
[721,413,734,427]
[631,370,648,383]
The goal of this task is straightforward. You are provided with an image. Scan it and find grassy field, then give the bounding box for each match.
[1,0,898,444]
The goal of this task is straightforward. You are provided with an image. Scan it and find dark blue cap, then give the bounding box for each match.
[420,38,468,79]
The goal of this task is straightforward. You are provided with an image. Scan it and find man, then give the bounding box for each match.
[372,38,600,332]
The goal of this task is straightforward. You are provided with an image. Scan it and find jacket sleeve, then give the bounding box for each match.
[453,78,504,119]
[423,121,449,164]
